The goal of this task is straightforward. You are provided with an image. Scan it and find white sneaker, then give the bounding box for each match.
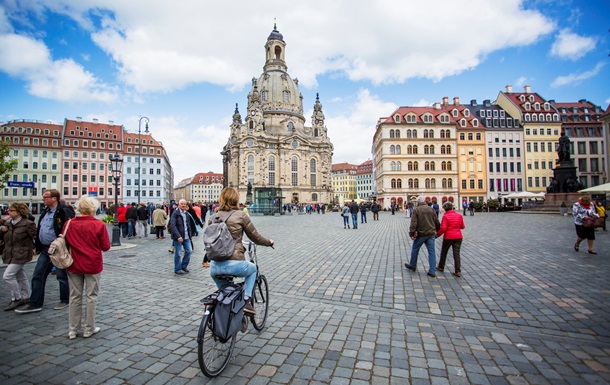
[83,327,101,338]
[68,331,77,340]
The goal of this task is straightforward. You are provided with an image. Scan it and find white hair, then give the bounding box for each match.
[76,195,100,215]
[416,196,426,205]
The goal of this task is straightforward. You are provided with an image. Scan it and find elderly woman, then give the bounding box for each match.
[209,187,274,315]
[435,202,466,277]
[64,196,110,339]
[572,194,599,254]
[1,203,37,311]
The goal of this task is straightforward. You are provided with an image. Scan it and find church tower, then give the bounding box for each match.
[222,24,334,213]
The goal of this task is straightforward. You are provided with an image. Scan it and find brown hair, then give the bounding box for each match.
[9,202,29,218]
[45,189,61,200]
[580,194,591,205]
[219,187,239,211]
[443,202,454,211]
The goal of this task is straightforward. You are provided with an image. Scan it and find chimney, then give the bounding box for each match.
[548,100,555,105]
[524,85,531,94]
[453,97,460,106]
[92,118,99,124]
[433,102,441,110]
[505,85,512,93]
[470,99,477,106]
[483,99,491,107]
[442,96,449,105]
[109,120,114,125]
[75,116,82,122]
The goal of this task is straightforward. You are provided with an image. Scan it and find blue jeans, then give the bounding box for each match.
[343,214,350,227]
[210,260,257,298]
[127,219,136,237]
[361,212,367,223]
[351,214,358,229]
[409,235,436,275]
[173,239,192,273]
[30,247,69,308]
[120,222,128,238]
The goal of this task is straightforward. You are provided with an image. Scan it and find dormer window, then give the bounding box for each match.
[534,102,540,111]
[406,114,416,123]
[524,114,530,121]
[479,110,485,117]
[463,109,470,117]
[529,95,534,102]
[393,114,400,123]
[500,110,505,118]
[460,119,466,127]
[452,109,458,117]
[544,103,550,111]
[472,119,478,127]
[422,114,433,123]
[524,102,531,111]
[546,114,551,121]
[519,95,525,102]
[539,113,544,121]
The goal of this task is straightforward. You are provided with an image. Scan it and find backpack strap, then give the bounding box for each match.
[62,219,72,236]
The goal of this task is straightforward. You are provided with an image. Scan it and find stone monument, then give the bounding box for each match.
[544,132,582,207]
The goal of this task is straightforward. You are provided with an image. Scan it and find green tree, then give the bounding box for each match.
[0,140,18,189]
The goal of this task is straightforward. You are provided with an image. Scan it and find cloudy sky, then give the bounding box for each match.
[1,0,608,183]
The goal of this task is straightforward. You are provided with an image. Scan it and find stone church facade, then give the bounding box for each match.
[222,25,334,212]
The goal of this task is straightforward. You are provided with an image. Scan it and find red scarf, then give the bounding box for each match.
[579,200,591,210]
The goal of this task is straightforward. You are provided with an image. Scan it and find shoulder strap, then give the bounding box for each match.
[223,210,235,223]
[62,219,72,236]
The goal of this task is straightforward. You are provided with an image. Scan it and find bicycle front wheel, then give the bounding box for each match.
[251,275,269,331]
[197,312,236,377]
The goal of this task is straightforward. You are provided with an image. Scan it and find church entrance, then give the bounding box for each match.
[292,193,299,204]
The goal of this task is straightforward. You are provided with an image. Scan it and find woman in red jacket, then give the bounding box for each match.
[435,202,465,277]
[64,196,111,339]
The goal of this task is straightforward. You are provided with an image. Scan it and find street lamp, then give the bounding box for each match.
[109,153,123,247]
[137,116,150,206]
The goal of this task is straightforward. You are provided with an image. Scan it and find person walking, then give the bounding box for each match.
[64,196,111,339]
[596,201,607,231]
[15,189,75,314]
[462,200,468,216]
[117,203,127,238]
[341,203,350,229]
[468,200,475,216]
[1,203,37,311]
[126,203,138,238]
[404,196,440,277]
[152,205,168,239]
[349,200,359,229]
[371,200,380,221]
[170,199,196,275]
[208,187,274,316]
[360,202,368,224]
[136,203,149,238]
[573,194,600,254]
[435,202,465,277]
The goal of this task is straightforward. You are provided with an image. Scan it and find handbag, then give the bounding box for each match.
[49,219,73,269]
[582,215,604,229]
[150,225,157,235]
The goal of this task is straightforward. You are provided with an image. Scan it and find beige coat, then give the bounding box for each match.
[152,208,168,227]
[208,210,272,261]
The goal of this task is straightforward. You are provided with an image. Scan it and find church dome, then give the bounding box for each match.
[256,70,303,116]
[267,26,284,42]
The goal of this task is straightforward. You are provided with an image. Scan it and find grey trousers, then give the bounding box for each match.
[67,272,100,334]
[3,263,30,301]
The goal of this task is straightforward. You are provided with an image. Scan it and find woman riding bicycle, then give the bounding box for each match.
[208,187,274,315]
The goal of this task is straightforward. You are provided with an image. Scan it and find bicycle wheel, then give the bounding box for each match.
[197,312,236,377]
[250,275,269,330]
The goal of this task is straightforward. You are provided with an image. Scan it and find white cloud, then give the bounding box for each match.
[550,62,605,88]
[325,89,397,165]
[515,76,528,87]
[0,29,118,102]
[9,0,555,94]
[550,29,596,60]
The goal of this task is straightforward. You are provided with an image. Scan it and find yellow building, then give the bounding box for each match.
[332,163,357,205]
[495,85,562,192]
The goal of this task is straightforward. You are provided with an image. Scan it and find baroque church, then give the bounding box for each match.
[222,25,334,213]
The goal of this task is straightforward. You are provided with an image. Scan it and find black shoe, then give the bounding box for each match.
[436,266,444,272]
[243,302,256,315]
[174,271,185,275]
[182,268,190,273]
[588,250,597,255]
[427,272,436,278]
[404,263,416,271]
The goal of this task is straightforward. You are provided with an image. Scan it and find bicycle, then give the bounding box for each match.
[197,241,270,377]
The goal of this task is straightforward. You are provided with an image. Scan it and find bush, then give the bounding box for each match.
[487,199,500,208]
[561,201,567,208]
[473,201,484,210]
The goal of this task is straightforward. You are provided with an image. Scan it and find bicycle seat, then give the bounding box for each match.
[214,275,237,280]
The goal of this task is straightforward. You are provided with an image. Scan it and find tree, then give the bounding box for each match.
[0,140,18,189]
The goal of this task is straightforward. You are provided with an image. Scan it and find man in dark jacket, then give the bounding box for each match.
[404,196,441,278]
[137,203,149,237]
[15,189,75,313]
[371,201,380,221]
[349,200,359,229]
[170,199,195,275]
[126,203,138,238]
[359,202,368,223]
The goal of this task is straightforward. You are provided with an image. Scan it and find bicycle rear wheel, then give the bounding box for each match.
[197,312,236,377]
[250,275,269,330]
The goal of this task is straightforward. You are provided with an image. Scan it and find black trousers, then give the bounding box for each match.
[437,238,462,272]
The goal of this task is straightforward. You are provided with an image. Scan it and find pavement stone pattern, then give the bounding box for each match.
[0,211,609,384]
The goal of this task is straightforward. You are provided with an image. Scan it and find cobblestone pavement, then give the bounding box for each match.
[0,211,609,384]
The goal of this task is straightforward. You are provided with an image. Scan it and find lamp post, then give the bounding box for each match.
[137,116,149,206]
[109,153,123,247]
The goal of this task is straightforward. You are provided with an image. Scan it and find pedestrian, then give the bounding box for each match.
[187,202,204,235]
[349,200,359,229]
[167,201,178,253]
[126,203,138,238]
[341,202,350,229]
[117,203,127,238]
[462,199,467,216]
[170,199,197,275]
[468,200,475,216]
[147,203,155,225]
[64,196,110,339]
[404,196,441,277]
[371,200,380,221]
[1,202,37,311]
[432,200,440,218]
[360,202,367,223]
[391,201,396,215]
[435,202,465,277]
[152,204,168,239]
[572,194,600,254]
[136,203,149,238]
[408,200,414,217]
[200,203,208,222]
[15,189,75,314]
[596,201,606,231]
[209,187,274,316]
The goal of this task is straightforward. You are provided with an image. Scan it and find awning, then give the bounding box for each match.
[431,196,437,202]
[391,197,397,200]
[442,196,448,201]
[377,197,384,200]
[397,197,403,201]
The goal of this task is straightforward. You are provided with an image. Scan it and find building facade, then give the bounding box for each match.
[331,162,357,205]
[356,160,374,200]
[173,172,223,203]
[221,25,334,210]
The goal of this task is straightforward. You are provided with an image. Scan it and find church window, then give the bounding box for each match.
[283,90,290,102]
[310,159,316,187]
[248,155,254,185]
[268,156,276,185]
[288,121,294,132]
[262,91,267,101]
[291,157,298,186]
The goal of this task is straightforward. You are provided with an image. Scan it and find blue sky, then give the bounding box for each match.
[1,0,609,183]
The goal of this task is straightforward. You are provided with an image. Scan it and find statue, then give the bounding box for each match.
[546,177,559,193]
[557,131,571,162]
[565,177,582,193]
[247,182,252,196]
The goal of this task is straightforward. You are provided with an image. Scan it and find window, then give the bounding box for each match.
[268,156,276,185]
[291,157,298,186]
[310,159,317,187]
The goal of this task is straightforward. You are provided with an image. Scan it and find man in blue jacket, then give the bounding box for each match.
[170,199,196,275]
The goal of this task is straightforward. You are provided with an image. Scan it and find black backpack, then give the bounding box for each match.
[213,284,245,343]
